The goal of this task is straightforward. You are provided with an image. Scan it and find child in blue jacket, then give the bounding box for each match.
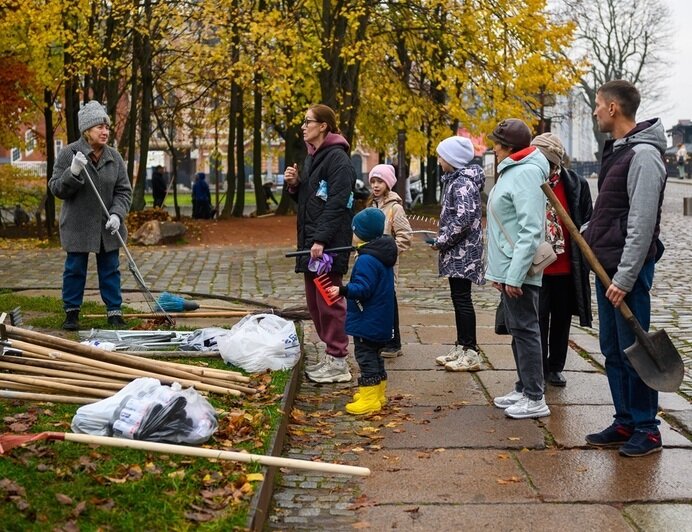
[326,208,398,415]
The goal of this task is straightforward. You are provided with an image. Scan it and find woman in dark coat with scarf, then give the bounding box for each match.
[48,100,132,331]
[531,133,593,387]
[284,104,356,384]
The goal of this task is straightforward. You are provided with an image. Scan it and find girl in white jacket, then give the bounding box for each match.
[367,164,412,357]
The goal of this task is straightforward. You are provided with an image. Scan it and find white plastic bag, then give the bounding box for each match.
[71,377,218,445]
[217,313,300,372]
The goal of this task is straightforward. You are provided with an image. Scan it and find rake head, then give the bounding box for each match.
[0,431,63,454]
[314,274,341,306]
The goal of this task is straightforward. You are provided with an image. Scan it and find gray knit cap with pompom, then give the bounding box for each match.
[78,101,111,134]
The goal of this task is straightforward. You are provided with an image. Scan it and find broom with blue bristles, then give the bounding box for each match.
[88,293,310,320]
[156,292,249,312]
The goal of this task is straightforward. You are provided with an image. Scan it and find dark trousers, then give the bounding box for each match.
[449,277,476,349]
[539,275,575,374]
[63,247,122,312]
[303,272,349,357]
[383,292,401,350]
[354,336,386,386]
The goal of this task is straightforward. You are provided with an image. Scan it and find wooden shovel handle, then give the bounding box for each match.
[541,183,635,321]
[57,433,370,476]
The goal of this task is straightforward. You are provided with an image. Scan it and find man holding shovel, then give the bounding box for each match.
[583,80,667,457]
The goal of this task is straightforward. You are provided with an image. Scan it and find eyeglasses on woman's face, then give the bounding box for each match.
[302,118,320,127]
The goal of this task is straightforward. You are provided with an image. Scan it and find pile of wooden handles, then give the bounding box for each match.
[0,325,255,405]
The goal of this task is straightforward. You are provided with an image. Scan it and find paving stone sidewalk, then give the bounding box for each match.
[1,179,691,529]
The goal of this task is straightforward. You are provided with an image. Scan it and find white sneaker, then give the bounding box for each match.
[504,396,550,419]
[304,355,326,373]
[445,349,481,372]
[436,345,463,366]
[493,389,524,409]
[305,356,352,383]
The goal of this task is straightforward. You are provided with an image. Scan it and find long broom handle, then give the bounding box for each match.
[73,150,140,274]
[541,182,635,321]
[74,150,172,324]
[55,432,370,477]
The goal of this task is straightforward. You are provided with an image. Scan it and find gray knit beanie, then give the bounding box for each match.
[78,101,111,134]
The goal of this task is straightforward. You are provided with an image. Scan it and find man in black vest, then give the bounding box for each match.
[583,80,667,457]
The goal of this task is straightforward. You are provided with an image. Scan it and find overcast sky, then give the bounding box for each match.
[646,0,692,131]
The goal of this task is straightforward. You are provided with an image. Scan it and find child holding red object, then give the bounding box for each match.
[326,208,398,415]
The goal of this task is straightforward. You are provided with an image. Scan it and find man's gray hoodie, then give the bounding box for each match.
[585,118,667,292]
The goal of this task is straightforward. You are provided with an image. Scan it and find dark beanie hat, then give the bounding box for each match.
[78,101,111,134]
[488,118,532,149]
[352,207,385,242]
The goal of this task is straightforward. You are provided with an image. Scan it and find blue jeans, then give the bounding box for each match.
[595,259,659,433]
[63,249,122,312]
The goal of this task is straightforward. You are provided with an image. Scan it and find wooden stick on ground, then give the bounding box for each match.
[0,391,97,405]
[9,340,243,396]
[54,433,371,476]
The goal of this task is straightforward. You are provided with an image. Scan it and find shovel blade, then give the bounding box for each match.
[624,330,684,392]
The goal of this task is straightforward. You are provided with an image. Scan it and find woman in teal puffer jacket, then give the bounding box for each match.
[485,118,551,421]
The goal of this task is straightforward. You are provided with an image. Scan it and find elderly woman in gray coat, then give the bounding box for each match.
[48,101,132,330]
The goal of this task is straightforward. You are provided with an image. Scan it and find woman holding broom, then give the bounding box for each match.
[284,104,356,384]
[49,100,132,331]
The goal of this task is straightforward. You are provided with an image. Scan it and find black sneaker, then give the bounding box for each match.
[585,424,633,447]
[107,314,126,327]
[62,310,80,331]
[619,431,662,457]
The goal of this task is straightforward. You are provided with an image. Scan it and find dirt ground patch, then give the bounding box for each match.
[0,214,299,250]
[181,214,298,248]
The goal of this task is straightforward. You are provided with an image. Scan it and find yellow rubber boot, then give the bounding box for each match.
[346,385,381,415]
[378,380,387,406]
[353,380,388,406]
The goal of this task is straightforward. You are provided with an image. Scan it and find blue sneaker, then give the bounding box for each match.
[585,424,633,447]
[619,431,662,457]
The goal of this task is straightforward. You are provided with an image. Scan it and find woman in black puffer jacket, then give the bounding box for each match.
[284,104,356,384]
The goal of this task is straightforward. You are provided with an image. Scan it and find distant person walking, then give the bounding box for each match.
[192,172,212,219]
[583,80,667,457]
[486,119,551,420]
[367,163,412,358]
[48,100,132,330]
[429,136,486,372]
[530,133,593,388]
[676,143,688,178]
[284,104,356,384]
[152,165,167,208]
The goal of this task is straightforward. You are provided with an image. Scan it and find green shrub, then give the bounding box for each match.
[0,166,45,211]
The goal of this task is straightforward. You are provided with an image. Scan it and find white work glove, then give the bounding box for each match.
[105,214,120,234]
[70,151,88,176]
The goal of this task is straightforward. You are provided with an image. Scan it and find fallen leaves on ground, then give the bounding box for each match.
[496,476,522,485]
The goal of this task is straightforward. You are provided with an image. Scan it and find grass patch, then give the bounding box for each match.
[0,291,290,529]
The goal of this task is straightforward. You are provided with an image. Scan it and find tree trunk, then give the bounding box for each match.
[275,123,302,216]
[253,75,266,216]
[222,83,238,218]
[232,87,245,218]
[126,29,141,188]
[132,0,153,212]
[43,89,55,236]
